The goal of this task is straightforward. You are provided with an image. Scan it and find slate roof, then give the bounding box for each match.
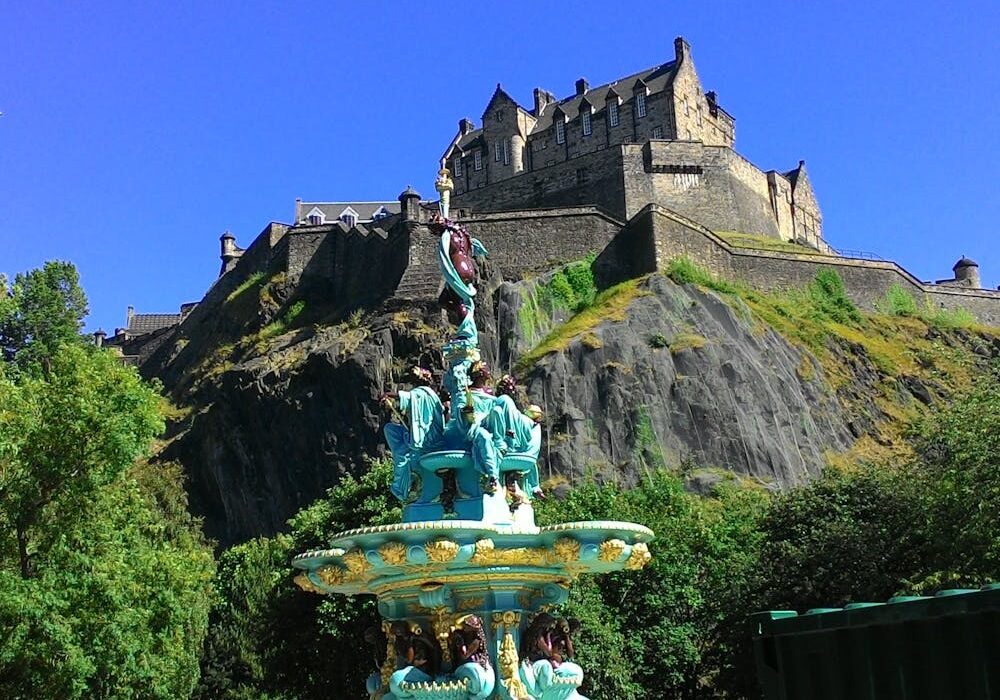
[295,201,400,223]
[531,61,677,132]
[449,60,679,153]
[127,313,182,335]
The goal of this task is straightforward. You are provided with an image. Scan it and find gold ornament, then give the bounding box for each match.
[342,548,372,579]
[293,573,324,594]
[550,537,581,563]
[598,539,627,562]
[424,538,460,563]
[498,632,530,700]
[378,541,408,566]
[470,538,547,566]
[457,597,485,611]
[316,565,345,586]
[625,542,652,570]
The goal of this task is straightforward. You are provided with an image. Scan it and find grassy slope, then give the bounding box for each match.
[517,256,1000,468]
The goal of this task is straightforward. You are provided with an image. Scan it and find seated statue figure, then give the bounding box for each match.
[519,614,587,700]
[388,621,446,698]
[447,615,496,699]
[483,397,544,500]
[383,385,445,502]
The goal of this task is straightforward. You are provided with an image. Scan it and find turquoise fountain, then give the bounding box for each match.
[291,165,653,700]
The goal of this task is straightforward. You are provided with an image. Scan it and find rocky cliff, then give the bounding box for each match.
[144,260,1000,546]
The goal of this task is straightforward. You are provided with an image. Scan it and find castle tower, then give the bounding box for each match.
[220,230,239,275]
[953,257,981,288]
[399,185,421,225]
[93,328,106,348]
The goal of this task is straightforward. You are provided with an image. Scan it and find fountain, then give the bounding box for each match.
[291,166,653,700]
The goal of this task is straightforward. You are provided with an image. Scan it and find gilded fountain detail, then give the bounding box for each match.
[292,165,653,700]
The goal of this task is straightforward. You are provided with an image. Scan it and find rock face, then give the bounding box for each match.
[143,262,993,546]
[501,275,854,488]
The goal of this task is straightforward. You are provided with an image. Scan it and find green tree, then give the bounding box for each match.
[195,459,400,700]
[0,261,88,369]
[0,262,214,699]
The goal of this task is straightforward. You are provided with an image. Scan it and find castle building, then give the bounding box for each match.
[443,37,825,250]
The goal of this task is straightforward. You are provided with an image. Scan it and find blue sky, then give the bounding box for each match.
[2,1,998,334]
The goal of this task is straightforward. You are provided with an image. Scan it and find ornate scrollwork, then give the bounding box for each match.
[625,541,652,570]
[470,538,547,566]
[598,538,627,562]
[498,631,530,699]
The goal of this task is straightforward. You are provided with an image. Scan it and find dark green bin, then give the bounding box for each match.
[751,585,1000,699]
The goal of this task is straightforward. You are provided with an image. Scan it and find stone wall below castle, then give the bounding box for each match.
[611,205,1000,326]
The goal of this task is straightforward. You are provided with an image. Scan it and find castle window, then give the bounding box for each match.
[652,126,663,139]
[308,214,322,225]
[474,150,482,171]
[453,156,463,178]
[684,97,690,116]
[502,139,510,165]
[697,105,703,126]
[340,213,356,227]
[556,120,565,144]
[609,102,619,127]
[636,92,647,118]
[495,141,501,162]
[576,167,589,185]
[582,111,592,136]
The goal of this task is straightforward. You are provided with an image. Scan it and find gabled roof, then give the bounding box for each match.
[530,60,677,133]
[295,201,400,223]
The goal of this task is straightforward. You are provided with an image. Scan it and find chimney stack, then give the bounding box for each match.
[533,88,556,116]
[459,118,475,136]
[575,78,589,96]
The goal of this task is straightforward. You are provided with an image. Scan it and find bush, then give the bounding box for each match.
[807,268,862,325]
[880,283,919,317]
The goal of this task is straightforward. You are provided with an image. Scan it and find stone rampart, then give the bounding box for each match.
[452,148,628,220]
[613,205,1000,326]
[459,206,623,278]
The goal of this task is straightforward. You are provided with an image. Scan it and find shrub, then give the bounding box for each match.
[807,269,863,325]
[880,283,919,317]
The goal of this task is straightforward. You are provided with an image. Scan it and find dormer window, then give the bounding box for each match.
[608,102,620,127]
[305,207,326,226]
[556,120,566,144]
[582,111,592,136]
[371,206,391,221]
[339,206,359,228]
[636,92,647,118]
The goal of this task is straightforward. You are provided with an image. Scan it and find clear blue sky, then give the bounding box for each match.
[2,1,998,334]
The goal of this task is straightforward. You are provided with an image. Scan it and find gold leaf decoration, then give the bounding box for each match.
[293,573,324,594]
[316,565,345,586]
[457,597,485,611]
[470,538,547,566]
[342,548,371,577]
[378,541,408,566]
[625,542,652,570]
[550,537,581,563]
[424,538,460,563]
[598,539,627,562]
[498,632,530,699]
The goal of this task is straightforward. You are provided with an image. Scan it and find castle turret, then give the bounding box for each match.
[93,328,106,348]
[220,230,240,275]
[953,257,981,288]
[399,185,421,224]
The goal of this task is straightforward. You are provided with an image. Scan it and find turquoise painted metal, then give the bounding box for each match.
[292,171,654,700]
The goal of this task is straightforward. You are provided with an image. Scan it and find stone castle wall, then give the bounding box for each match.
[453,141,810,245]
[609,205,1000,326]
